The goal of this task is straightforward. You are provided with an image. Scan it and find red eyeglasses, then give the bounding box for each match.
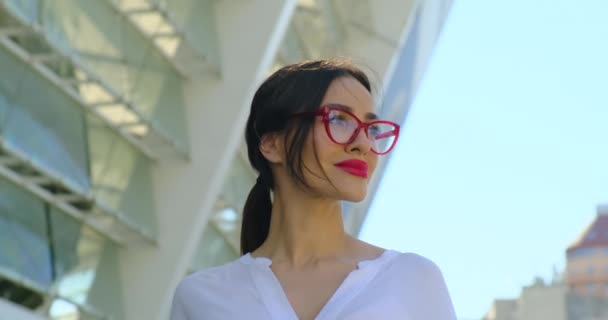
[293,104,400,155]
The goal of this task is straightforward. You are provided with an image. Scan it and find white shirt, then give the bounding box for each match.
[171,249,456,320]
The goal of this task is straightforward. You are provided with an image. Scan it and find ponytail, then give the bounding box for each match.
[240,175,272,254]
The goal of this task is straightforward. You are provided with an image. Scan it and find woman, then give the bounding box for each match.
[171,59,456,320]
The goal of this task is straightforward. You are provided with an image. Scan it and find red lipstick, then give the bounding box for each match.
[334,159,369,178]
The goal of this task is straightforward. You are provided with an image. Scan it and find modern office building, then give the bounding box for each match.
[0,0,451,319]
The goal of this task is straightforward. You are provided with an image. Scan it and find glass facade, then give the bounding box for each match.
[0,176,113,318]
[0,0,206,317]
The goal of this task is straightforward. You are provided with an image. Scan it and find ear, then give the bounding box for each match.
[259,133,284,164]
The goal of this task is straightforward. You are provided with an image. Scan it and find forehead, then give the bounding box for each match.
[320,76,375,114]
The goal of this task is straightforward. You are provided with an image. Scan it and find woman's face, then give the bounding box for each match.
[301,76,378,202]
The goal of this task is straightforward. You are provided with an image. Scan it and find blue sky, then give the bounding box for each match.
[360,0,608,318]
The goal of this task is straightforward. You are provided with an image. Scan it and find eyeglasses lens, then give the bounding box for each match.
[327,109,397,154]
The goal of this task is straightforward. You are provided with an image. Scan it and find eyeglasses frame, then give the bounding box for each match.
[293,104,400,155]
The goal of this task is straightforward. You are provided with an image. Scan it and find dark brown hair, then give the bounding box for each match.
[240,58,372,254]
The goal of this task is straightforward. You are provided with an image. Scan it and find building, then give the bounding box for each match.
[483,204,608,320]
[483,277,608,320]
[0,0,452,319]
[483,278,569,320]
[567,204,608,297]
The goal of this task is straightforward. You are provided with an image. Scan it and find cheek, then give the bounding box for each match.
[300,126,331,174]
[310,123,340,158]
[316,130,348,170]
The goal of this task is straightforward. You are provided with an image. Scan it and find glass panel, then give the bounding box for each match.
[159,0,220,67]
[38,0,190,153]
[378,5,420,120]
[49,299,79,320]
[568,248,598,259]
[0,176,116,318]
[219,156,255,210]
[211,154,252,257]
[0,177,51,289]
[211,208,241,249]
[49,298,104,320]
[0,46,90,194]
[50,208,106,305]
[87,114,157,237]
[4,0,39,25]
[192,223,239,271]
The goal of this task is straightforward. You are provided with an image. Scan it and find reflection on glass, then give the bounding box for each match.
[50,207,106,305]
[0,176,112,318]
[0,177,52,289]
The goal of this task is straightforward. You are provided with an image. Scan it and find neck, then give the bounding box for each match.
[252,188,353,267]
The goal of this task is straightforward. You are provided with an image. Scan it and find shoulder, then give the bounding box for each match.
[381,251,448,288]
[171,258,253,319]
[383,252,457,319]
[389,251,444,275]
[174,258,246,299]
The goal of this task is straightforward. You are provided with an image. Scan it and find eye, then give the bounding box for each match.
[328,111,349,125]
[369,124,381,136]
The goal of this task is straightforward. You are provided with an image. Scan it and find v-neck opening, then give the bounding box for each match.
[244,249,396,268]
[242,249,399,320]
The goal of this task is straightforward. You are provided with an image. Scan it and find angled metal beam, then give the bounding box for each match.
[289,21,313,59]
[0,3,190,162]
[29,52,60,63]
[0,266,107,319]
[24,175,54,185]
[0,135,156,247]
[0,34,156,160]
[323,0,348,47]
[106,0,220,78]
[0,26,27,37]
[123,7,157,15]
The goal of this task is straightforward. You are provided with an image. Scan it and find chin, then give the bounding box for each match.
[339,187,368,202]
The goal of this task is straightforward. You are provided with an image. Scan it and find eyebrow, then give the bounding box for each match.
[330,103,378,120]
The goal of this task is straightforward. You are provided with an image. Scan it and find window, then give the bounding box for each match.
[569,248,598,259]
[587,231,598,240]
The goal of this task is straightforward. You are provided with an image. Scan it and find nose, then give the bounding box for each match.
[346,127,374,154]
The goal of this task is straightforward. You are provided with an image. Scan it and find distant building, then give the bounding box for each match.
[483,299,518,320]
[567,204,608,297]
[483,204,608,320]
[483,276,608,320]
[483,278,568,320]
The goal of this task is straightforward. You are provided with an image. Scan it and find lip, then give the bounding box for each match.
[334,159,369,178]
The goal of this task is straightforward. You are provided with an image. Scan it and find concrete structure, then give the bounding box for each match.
[0,0,452,319]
